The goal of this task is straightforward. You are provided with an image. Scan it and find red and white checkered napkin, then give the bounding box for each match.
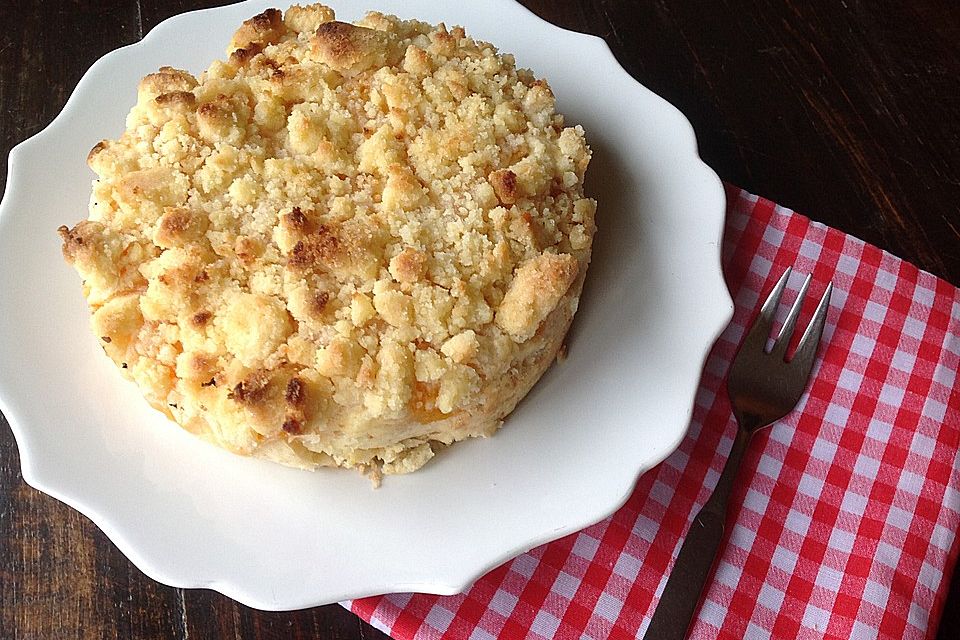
[347,186,960,639]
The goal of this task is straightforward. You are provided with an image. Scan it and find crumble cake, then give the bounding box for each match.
[58,3,597,480]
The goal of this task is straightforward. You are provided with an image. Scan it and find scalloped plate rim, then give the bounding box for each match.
[0,0,733,610]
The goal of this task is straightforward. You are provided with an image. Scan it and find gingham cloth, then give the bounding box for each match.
[346,186,960,639]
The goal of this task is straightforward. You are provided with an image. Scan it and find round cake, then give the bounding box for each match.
[58,4,596,481]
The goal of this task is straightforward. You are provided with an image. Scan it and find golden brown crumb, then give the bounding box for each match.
[282,417,303,434]
[496,253,580,341]
[190,311,211,327]
[87,141,109,167]
[154,91,197,109]
[490,169,519,205]
[388,247,425,283]
[229,371,273,406]
[285,378,305,406]
[311,21,396,75]
[229,8,285,54]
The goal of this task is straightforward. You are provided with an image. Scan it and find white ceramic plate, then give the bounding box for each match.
[0,0,732,610]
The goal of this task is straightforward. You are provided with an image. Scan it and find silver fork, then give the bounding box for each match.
[646,267,833,640]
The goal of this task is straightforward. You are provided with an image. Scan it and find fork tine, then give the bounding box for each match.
[791,282,833,370]
[771,273,812,359]
[740,267,792,352]
[760,267,792,321]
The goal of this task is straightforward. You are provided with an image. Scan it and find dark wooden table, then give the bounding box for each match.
[2,1,958,638]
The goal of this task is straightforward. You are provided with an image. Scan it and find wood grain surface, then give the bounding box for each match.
[1,1,957,638]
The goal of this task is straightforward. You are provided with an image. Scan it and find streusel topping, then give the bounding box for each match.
[59,4,596,476]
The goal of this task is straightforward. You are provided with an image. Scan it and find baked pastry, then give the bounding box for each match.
[58,4,596,480]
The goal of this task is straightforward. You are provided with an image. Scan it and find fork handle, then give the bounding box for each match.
[645,426,752,639]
